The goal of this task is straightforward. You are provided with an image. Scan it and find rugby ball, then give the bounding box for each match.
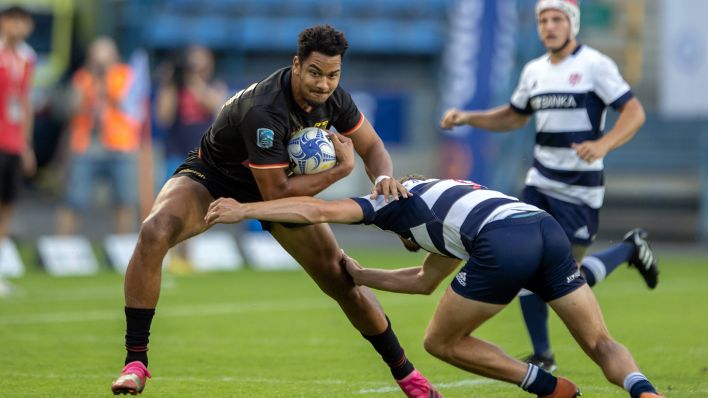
[287,127,337,175]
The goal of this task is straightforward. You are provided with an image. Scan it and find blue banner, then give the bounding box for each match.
[440,0,517,184]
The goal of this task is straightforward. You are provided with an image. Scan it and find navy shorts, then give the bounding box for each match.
[522,185,598,246]
[450,213,586,304]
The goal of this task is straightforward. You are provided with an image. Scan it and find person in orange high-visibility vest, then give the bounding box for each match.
[56,37,140,235]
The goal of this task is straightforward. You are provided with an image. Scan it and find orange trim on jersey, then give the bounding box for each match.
[249,162,289,170]
[340,112,365,136]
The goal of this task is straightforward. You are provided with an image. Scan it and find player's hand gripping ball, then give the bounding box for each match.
[287,127,338,175]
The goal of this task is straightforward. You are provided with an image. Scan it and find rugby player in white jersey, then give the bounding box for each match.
[440,0,658,372]
[204,176,663,398]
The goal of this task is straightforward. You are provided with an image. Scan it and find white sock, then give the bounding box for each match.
[623,371,648,392]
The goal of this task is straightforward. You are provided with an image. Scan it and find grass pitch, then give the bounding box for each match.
[1,247,707,397]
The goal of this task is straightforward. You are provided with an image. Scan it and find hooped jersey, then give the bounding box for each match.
[509,45,633,209]
[351,179,541,260]
[199,67,364,186]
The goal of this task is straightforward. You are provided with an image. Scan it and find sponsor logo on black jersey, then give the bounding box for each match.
[313,120,329,129]
[176,168,206,180]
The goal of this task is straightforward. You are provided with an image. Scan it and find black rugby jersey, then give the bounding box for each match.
[199,67,363,186]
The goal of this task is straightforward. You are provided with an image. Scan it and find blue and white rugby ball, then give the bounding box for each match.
[287,127,337,175]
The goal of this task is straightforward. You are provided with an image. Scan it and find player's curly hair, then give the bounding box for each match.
[297,25,349,61]
[399,174,428,184]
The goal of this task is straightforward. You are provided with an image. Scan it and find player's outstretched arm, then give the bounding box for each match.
[344,253,461,295]
[205,196,364,226]
[440,104,530,132]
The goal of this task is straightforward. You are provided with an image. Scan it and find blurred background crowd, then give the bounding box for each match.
[3,0,707,263]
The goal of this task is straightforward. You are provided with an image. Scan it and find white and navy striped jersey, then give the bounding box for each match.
[350,179,541,260]
[509,45,633,209]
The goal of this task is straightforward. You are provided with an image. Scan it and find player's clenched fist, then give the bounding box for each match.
[440,108,469,129]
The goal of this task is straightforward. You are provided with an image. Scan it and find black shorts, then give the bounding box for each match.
[172,150,296,231]
[171,149,264,203]
[0,152,22,204]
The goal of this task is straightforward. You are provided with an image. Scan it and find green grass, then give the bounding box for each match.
[1,248,707,397]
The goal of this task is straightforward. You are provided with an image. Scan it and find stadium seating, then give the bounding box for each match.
[125,0,447,54]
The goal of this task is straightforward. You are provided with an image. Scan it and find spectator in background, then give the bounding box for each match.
[56,37,140,235]
[156,45,227,179]
[154,45,226,272]
[0,5,35,297]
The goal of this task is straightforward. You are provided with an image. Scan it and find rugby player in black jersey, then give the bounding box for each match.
[111,25,440,398]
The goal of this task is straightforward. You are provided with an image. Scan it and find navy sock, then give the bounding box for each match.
[520,364,557,396]
[580,243,634,287]
[520,292,550,355]
[362,316,415,380]
[624,372,657,398]
[124,307,155,366]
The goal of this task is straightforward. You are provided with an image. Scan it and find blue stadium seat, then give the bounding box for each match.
[146,15,232,49]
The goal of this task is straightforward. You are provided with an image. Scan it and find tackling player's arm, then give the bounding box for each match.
[251,132,356,200]
[440,104,531,132]
[343,253,462,295]
[205,196,364,226]
[346,118,409,201]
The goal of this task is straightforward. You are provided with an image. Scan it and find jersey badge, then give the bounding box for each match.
[257,128,275,148]
[569,73,582,86]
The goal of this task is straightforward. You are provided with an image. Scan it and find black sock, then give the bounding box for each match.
[520,364,557,396]
[124,307,155,366]
[361,316,415,380]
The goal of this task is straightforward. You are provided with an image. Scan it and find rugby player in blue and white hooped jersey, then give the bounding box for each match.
[205,176,663,398]
[441,0,659,372]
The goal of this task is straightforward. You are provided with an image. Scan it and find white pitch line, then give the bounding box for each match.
[4,371,348,385]
[4,371,499,393]
[0,298,335,325]
[357,378,496,394]
[8,371,708,395]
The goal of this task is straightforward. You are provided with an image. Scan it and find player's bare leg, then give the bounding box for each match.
[113,176,213,395]
[271,222,442,397]
[424,287,580,397]
[124,176,213,308]
[519,243,589,373]
[271,223,385,332]
[548,284,661,397]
